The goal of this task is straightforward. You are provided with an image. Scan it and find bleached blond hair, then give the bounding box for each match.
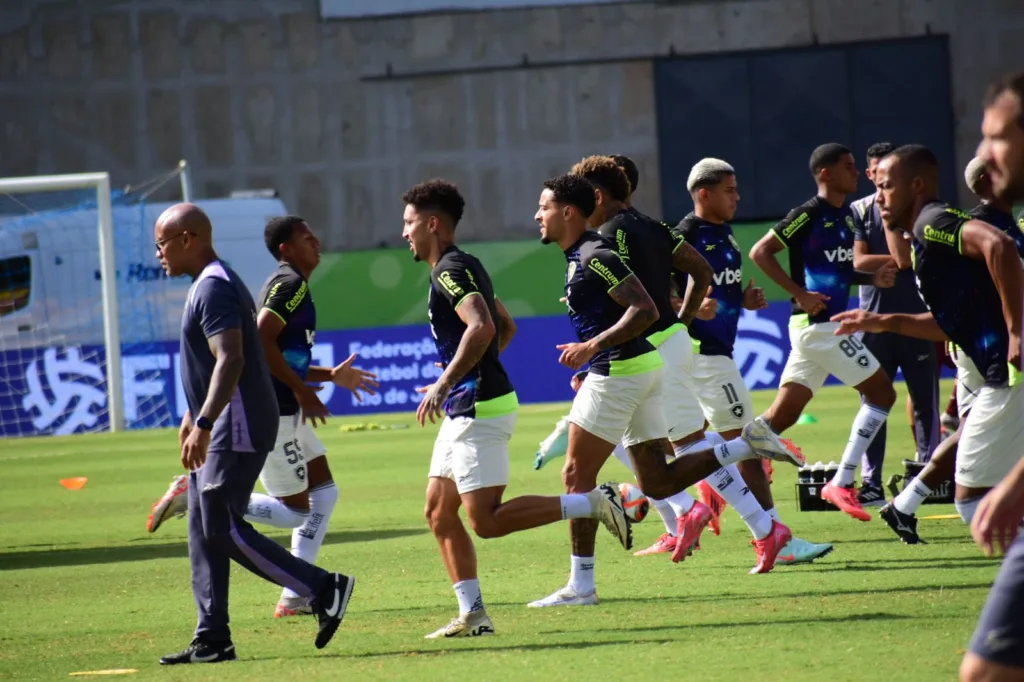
[687,158,735,192]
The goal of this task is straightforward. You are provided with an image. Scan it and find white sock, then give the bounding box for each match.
[708,464,773,540]
[281,481,338,600]
[653,499,678,535]
[833,404,889,487]
[654,440,705,515]
[453,578,484,615]
[893,478,932,516]
[767,506,782,523]
[610,443,633,472]
[569,555,595,594]
[561,493,594,519]
[245,493,309,529]
[704,431,726,447]
[713,437,754,467]
[955,498,981,525]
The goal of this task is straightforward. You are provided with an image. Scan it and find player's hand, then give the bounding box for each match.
[830,309,885,335]
[971,466,1024,556]
[180,426,210,471]
[795,290,830,316]
[872,260,898,289]
[559,296,567,305]
[742,279,767,310]
[570,369,589,393]
[414,381,448,426]
[179,411,193,449]
[670,294,685,314]
[330,353,380,402]
[556,341,598,370]
[695,295,718,320]
[296,383,330,428]
[1009,332,1022,371]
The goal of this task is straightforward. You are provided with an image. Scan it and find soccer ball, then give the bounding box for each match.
[618,482,650,522]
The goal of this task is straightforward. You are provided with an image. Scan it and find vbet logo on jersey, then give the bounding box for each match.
[825,247,854,263]
[714,268,743,286]
[1,302,937,437]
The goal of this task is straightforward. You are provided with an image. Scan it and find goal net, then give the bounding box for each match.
[0,168,192,437]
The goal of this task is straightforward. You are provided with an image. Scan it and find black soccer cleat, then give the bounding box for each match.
[879,503,924,545]
[857,483,887,508]
[159,638,236,665]
[314,572,355,649]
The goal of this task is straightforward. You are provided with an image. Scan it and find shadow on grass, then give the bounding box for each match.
[246,613,915,663]
[0,527,428,571]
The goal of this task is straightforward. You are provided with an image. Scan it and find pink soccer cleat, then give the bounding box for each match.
[670,501,714,563]
[749,521,793,574]
[147,474,189,533]
[696,480,727,536]
[633,533,678,556]
[821,481,872,522]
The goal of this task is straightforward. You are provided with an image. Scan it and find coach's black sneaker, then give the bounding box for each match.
[159,638,236,665]
[879,503,924,545]
[313,572,355,649]
[857,483,887,508]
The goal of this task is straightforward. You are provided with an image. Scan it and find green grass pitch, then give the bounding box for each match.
[0,381,995,681]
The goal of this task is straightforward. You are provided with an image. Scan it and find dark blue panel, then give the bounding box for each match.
[848,37,957,203]
[654,56,755,222]
[749,48,852,217]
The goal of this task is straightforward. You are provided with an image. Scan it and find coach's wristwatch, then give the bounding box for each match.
[195,416,214,431]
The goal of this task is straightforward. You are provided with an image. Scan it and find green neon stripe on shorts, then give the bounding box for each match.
[608,350,663,377]
[475,391,519,419]
[646,322,685,349]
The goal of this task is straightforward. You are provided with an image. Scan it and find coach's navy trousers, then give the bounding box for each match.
[860,332,941,488]
[188,449,329,642]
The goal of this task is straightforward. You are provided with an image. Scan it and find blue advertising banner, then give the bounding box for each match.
[0,302,952,437]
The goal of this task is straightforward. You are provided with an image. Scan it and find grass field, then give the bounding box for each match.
[0,380,994,681]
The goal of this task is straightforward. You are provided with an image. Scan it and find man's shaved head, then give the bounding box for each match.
[154,203,217,277]
[155,203,213,238]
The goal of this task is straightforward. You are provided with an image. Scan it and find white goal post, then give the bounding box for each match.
[0,163,193,434]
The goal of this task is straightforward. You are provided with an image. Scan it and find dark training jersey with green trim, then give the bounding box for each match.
[258,262,316,416]
[772,195,857,323]
[675,214,744,357]
[970,203,1024,258]
[563,231,655,376]
[428,246,515,418]
[598,208,682,336]
[911,201,1009,387]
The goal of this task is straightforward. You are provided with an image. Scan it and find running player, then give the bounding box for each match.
[874,155,1024,544]
[146,217,379,619]
[401,179,633,638]
[749,143,898,522]
[678,158,834,565]
[831,144,1023,526]
[961,70,1024,682]
[851,142,940,508]
[529,172,802,607]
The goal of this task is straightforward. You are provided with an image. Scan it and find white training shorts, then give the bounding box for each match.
[779,321,881,394]
[951,345,984,420]
[956,382,1024,489]
[655,328,707,441]
[569,368,668,447]
[429,412,515,494]
[692,353,755,433]
[259,413,327,498]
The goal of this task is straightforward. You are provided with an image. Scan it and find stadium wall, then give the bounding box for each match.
[1,0,1022,251]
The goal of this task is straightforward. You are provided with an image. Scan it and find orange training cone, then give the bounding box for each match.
[59,477,88,490]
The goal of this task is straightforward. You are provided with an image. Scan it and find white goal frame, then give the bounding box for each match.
[0,163,193,434]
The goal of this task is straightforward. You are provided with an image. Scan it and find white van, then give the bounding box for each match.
[0,197,285,352]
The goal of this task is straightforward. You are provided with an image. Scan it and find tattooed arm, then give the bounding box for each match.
[493,296,517,354]
[589,274,658,350]
[671,241,713,326]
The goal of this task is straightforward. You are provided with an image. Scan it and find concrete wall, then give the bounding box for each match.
[1,0,1021,250]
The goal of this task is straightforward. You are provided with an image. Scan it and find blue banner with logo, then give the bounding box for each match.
[0,302,953,437]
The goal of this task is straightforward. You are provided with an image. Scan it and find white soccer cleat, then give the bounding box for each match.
[424,610,495,639]
[591,482,633,550]
[742,418,806,466]
[534,416,570,470]
[274,595,313,618]
[147,474,189,533]
[527,585,600,608]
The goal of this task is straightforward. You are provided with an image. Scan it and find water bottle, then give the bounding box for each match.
[798,465,812,484]
[825,460,840,483]
[811,461,826,484]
